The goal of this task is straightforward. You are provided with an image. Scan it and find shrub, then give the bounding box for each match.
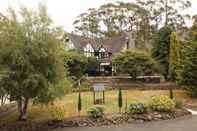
[49,106,66,121]
[118,88,123,113]
[78,93,82,115]
[88,106,104,118]
[149,95,175,112]
[174,99,183,109]
[128,102,147,114]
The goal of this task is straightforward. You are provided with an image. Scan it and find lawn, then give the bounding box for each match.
[0,90,191,124]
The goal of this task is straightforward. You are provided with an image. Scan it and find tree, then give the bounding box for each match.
[118,87,123,113]
[0,5,71,120]
[169,32,181,81]
[65,50,99,80]
[137,0,191,29]
[113,50,158,80]
[152,26,172,80]
[64,50,88,80]
[78,92,82,116]
[180,16,197,97]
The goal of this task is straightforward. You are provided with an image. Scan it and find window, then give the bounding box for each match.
[84,43,94,57]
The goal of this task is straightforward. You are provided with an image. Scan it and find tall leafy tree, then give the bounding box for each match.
[180,16,197,97]
[0,5,71,120]
[152,26,172,80]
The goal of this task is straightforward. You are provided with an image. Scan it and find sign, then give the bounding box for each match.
[93,83,105,92]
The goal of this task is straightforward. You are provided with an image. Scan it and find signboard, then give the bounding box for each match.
[93,83,105,92]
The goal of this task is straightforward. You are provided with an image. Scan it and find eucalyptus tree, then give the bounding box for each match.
[0,5,71,121]
[73,8,102,38]
[137,0,191,30]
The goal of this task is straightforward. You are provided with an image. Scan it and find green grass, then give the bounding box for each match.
[0,90,191,124]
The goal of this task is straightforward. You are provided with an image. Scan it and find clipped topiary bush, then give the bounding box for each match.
[128,102,147,114]
[149,95,175,112]
[87,106,104,119]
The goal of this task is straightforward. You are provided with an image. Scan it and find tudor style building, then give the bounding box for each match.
[66,33,134,76]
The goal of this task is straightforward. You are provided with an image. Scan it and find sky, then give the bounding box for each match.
[0,0,197,32]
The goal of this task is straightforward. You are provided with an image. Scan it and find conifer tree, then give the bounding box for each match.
[169,32,181,81]
[118,88,123,113]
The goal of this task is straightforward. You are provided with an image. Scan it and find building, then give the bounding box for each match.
[66,33,134,76]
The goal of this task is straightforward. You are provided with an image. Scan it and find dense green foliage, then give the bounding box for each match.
[180,17,197,97]
[169,32,181,81]
[88,106,104,119]
[113,50,158,79]
[149,95,175,112]
[64,50,88,80]
[152,26,172,80]
[64,50,98,80]
[118,88,123,113]
[0,5,71,120]
[128,102,147,114]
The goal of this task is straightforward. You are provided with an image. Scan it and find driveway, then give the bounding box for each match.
[54,115,197,131]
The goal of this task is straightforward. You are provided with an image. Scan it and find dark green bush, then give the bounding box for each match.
[128,102,147,114]
[87,106,104,118]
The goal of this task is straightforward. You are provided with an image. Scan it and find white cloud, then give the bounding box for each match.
[0,0,197,32]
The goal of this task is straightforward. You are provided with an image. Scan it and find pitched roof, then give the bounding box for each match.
[67,33,128,53]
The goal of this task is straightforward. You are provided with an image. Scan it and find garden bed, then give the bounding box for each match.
[47,108,190,128]
[0,108,191,131]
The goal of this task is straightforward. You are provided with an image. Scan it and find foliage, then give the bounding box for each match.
[174,99,183,109]
[152,26,172,80]
[179,17,197,97]
[149,95,175,112]
[64,50,98,80]
[86,56,99,75]
[78,93,82,114]
[169,32,181,81]
[49,106,66,121]
[87,106,104,119]
[128,102,147,114]
[118,88,123,113]
[64,50,88,80]
[113,50,159,79]
[0,4,70,120]
[73,0,191,49]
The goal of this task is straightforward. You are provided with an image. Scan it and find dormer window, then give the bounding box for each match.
[84,43,94,57]
[99,47,107,58]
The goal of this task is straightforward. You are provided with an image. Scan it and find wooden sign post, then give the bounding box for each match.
[93,83,105,105]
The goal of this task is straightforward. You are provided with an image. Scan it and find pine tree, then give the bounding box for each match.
[78,92,82,116]
[118,88,123,113]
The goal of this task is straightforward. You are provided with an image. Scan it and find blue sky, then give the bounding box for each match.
[0,0,196,32]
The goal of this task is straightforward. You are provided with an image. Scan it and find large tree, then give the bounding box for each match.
[152,26,172,80]
[0,5,71,120]
[113,50,158,80]
[180,16,197,97]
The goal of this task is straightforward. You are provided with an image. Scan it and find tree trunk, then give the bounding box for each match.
[17,97,29,121]
[165,0,168,26]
